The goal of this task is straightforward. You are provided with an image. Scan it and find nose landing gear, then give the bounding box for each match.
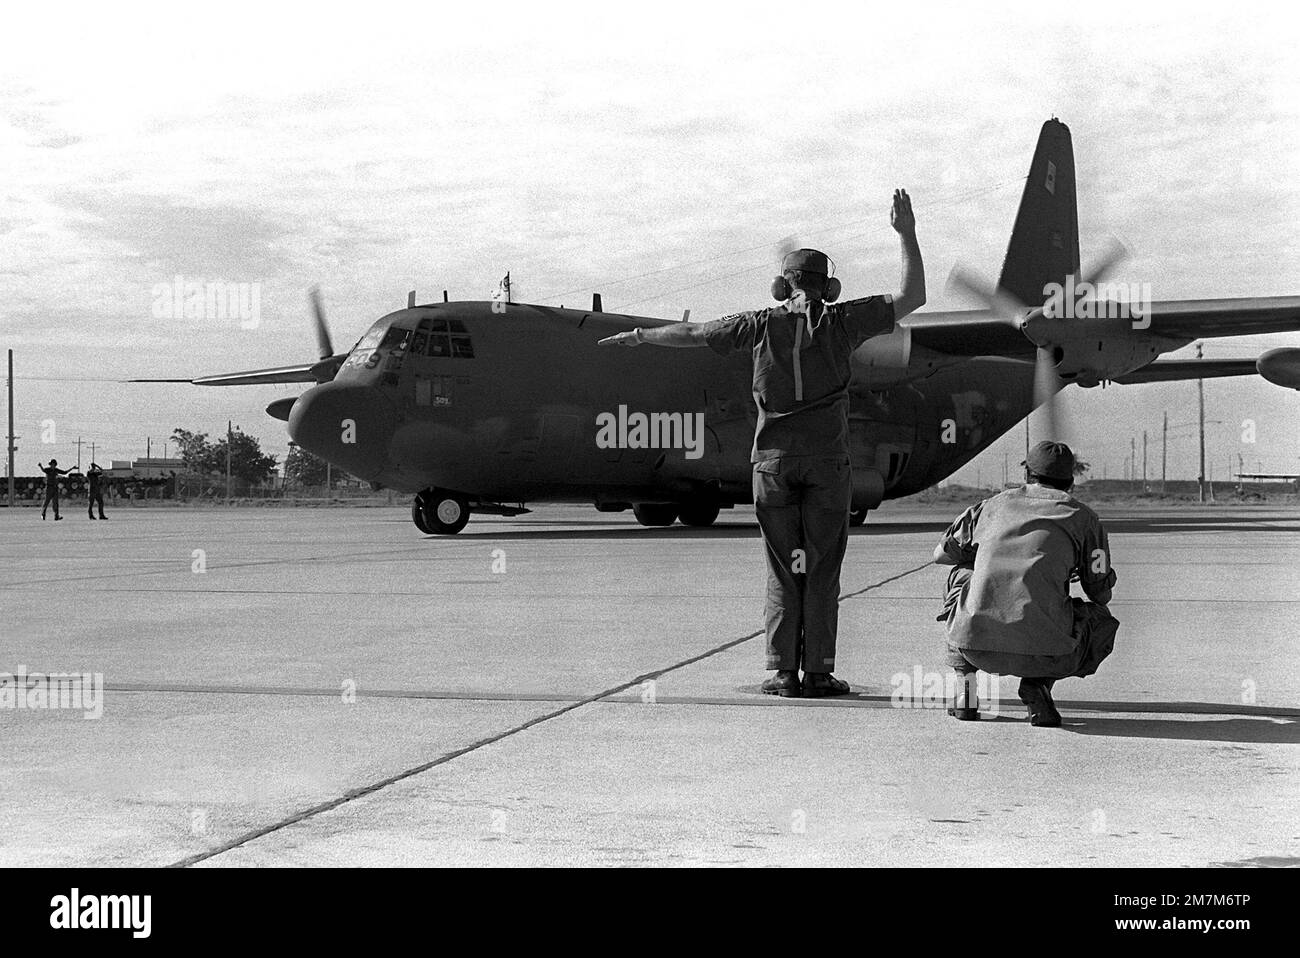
[412,488,471,535]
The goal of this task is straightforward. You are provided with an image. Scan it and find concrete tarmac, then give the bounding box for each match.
[1,501,1297,867]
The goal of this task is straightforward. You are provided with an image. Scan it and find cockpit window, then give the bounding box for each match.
[411,315,474,359]
[380,327,412,350]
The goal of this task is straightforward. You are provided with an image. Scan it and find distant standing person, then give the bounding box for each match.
[87,462,108,520]
[38,459,70,520]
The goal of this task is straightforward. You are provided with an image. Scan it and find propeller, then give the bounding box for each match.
[943,238,1134,449]
[309,285,334,361]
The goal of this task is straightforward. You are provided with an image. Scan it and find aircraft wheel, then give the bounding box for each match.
[415,489,471,535]
[849,508,868,527]
[411,498,433,534]
[632,503,679,527]
[678,502,720,527]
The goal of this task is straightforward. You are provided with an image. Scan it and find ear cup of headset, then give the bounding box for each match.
[771,276,792,301]
[824,277,841,303]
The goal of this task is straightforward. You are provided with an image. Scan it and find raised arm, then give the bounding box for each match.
[598,323,709,348]
[890,189,926,321]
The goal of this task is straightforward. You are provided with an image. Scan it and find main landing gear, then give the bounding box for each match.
[412,489,470,535]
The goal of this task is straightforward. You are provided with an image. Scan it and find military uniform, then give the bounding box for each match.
[87,465,107,519]
[702,294,894,674]
[40,463,70,520]
[937,482,1119,680]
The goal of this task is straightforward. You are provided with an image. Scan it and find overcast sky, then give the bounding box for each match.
[2,0,1298,485]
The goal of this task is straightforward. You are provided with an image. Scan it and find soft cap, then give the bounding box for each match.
[1022,440,1075,481]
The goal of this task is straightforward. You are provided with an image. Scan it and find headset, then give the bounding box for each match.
[771,248,841,303]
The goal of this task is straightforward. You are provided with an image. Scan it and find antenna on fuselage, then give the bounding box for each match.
[443,290,448,303]
[407,290,415,308]
[592,293,603,312]
[682,309,691,322]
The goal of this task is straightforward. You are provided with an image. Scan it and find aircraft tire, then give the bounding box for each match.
[632,503,678,527]
[415,489,471,535]
[849,508,868,527]
[678,502,720,527]
[411,498,434,534]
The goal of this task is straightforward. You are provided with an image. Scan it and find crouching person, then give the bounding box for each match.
[932,441,1119,727]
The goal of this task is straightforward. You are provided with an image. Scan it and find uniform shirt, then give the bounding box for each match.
[701,295,894,462]
[938,483,1116,657]
[87,468,103,492]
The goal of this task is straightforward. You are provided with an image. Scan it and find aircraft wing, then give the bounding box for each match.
[1134,296,1300,339]
[906,296,1300,358]
[1110,359,1261,384]
[130,355,347,386]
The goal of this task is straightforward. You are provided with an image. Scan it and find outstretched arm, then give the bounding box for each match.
[598,323,708,348]
[890,189,926,321]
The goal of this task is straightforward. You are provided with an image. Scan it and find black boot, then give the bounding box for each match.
[948,671,980,720]
[1018,678,1061,727]
[761,669,802,697]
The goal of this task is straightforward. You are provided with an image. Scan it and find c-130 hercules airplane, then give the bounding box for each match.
[148,119,1300,535]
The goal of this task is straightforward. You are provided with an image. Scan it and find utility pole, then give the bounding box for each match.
[74,436,84,471]
[1162,412,1168,494]
[1142,431,1148,493]
[6,350,14,507]
[1129,437,1135,484]
[147,437,151,459]
[226,420,233,505]
[1197,342,1207,503]
[90,442,95,465]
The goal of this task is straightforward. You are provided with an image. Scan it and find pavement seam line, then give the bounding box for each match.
[166,561,932,868]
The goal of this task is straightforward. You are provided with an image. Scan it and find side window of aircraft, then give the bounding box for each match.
[380,327,412,351]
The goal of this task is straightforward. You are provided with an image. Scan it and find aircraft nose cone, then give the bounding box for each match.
[287,382,394,481]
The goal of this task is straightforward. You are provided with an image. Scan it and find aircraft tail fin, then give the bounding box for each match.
[997,119,1080,308]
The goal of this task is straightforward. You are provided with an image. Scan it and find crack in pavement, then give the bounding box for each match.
[168,561,934,867]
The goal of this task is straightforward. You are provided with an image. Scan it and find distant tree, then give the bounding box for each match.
[171,428,220,475]
[1073,458,1091,478]
[171,426,276,485]
[284,444,329,487]
[211,431,277,486]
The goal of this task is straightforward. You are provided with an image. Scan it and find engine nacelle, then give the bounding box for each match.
[1049,324,1165,387]
[850,327,959,390]
[1257,348,1300,390]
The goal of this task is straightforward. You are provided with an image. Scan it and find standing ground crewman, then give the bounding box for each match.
[933,441,1119,726]
[86,462,108,520]
[38,459,71,520]
[599,190,926,697]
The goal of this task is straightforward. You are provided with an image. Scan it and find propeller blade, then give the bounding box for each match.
[1079,236,1129,289]
[945,264,1028,326]
[1032,345,1063,442]
[309,286,334,361]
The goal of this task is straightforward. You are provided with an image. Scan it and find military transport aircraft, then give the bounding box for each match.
[141,119,1300,534]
